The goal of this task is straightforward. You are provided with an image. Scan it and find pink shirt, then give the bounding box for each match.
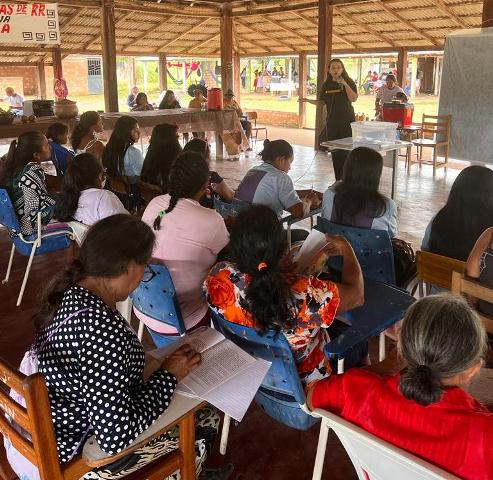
[137,195,229,333]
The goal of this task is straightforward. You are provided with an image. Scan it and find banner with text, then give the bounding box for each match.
[0,3,60,44]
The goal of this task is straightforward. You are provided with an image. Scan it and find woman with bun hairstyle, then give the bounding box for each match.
[71,111,105,160]
[308,294,493,480]
[300,58,358,180]
[55,153,127,225]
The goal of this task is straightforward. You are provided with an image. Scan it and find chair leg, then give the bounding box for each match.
[312,418,330,480]
[337,357,345,374]
[444,144,449,170]
[432,148,438,177]
[17,243,37,306]
[2,244,15,284]
[219,413,231,455]
[418,280,424,298]
[287,226,292,251]
[379,332,386,362]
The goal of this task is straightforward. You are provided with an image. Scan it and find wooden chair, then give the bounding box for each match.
[451,271,493,334]
[416,250,465,297]
[245,112,267,142]
[411,114,451,176]
[0,356,200,480]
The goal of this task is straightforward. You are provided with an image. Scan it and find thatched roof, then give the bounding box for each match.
[1,0,484,63]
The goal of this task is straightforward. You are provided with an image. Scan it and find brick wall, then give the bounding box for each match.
[250,109,299,128]
[44,56,89,97]
[0,68,37,96]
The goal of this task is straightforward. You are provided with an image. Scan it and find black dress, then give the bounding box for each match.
[319,77,357,180]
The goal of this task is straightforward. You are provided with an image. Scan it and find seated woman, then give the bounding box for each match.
[321,146,397,237]
[131,92,154,112]
[183,137,234,208]
[158,90,181,110]
[46,122,74,176]
[102,115,143,182]
[54,153,127,225]
[235,139,321,242]
[421,166,493,261]
[138,152,229,347]
[71,111,105,160]
[4,214,219,480]
[140,123,182,191]
[205,205,364,384]
[308,294,493,479]
[0,131,56,235]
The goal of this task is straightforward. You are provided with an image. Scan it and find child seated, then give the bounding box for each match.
[46,122,74,175]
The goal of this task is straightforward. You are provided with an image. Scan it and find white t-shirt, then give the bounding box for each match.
[5,93,23,109]
[234,162,300,218]
[73,188,127,226]
[376,85,404,104]
[123,145,144,178]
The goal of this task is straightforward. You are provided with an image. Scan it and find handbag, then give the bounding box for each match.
[392,237,417,288]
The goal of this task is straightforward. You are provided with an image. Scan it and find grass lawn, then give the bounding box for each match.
[71,89,438,131]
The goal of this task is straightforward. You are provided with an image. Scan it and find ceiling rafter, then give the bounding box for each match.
[122,16,174,51]
[187,32,220,53]
[233,30,269,54]
[234,18,296,52]
[158,17,212,51]
[434,0,468,28]
[82,10,135,52]
[290,10,358,49]
[372,0,440,46]
[259,15,318,49]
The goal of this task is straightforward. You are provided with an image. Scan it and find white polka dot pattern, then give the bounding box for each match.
[38,285,177,463]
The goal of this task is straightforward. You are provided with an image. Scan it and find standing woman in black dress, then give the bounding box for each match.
[301,58,358,180]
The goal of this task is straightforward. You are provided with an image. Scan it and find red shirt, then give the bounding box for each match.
[311,370,493,479]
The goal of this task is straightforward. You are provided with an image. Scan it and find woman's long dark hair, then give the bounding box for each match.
[46,122,68,144]
[32,214,155,337]
[429,166,493,261]
[55,153,103,222]
[159,90,177,109]
[141,123,182,190]
[153,151,209,230]
[228,205,295,332]
[0,131,46,186]
[183,138,211,162]
[328,58,352,84]
[71,111,100,150]
[102,115,138,177]
[333,147,387,224]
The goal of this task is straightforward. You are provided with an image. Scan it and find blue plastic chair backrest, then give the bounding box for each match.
[131,264,186,335]
[213,196,250,219]
[317,216,396,285]
[0,188,22,233]
[211,310,306,405]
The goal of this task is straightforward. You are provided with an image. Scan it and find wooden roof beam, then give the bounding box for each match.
[188,32,220,53]
[372,0,440,46]
[291,10,358,50]
[234,18,296,52]
[83,10,134,51]
[434,0,469,28]
[234,30,269,54]
[121,16,174,51]
[158,17,212,51]
[231,2,318,17]
[260,15,318,49]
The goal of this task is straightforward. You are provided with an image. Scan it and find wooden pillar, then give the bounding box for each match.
[220,3,233,94]
[233,53,241,101]
[483,0,493,27]
[315,0,333,149]
[396,48,408,89]
[101,0,119,112]
[298,52,307,128]
[409,55,418,99]
[128,56,136,90]
[52,47,63,100]
[37,62,47,99]
[159,53,168,92]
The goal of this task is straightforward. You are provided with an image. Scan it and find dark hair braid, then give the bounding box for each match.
[153,151,209,230]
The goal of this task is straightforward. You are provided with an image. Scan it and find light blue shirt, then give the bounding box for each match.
[123,145,144,178]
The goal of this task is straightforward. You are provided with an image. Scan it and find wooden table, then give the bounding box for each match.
[0,116,77,141]
[320,137,412,199]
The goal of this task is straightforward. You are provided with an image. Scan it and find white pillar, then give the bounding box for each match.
[409,55,418,99]
[143,62,148,93]
[182,60,187,93]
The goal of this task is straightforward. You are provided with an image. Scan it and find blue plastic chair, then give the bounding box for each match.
[326,277,415,372]
[131,264,186,346]
[316,216,396,285]
[0,188,73,306]
[213,196,249,220]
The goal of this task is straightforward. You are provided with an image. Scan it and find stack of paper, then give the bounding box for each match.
[149,327,271,422]
[292,229,329,274]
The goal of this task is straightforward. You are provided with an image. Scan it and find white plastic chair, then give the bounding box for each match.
[311,409,460,480]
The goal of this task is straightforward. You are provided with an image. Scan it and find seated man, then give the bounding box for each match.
[374,74,404,119]
[3,87,24,114]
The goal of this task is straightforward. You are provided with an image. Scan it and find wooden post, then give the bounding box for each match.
[409,55,418,99]
[37,62,47,99]
[128,56,136,90]
[233,53,241,102]
[483,0,493,27]
[220,3,233,94]
[101,0,119,112]
[51,47,63,100]
[159,53,168,92]
[315,0,333,149]
[396,48,408,89]
[298,52,307,128]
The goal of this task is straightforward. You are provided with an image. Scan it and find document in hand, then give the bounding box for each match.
[292,228,328,274]
[149,327,271,422]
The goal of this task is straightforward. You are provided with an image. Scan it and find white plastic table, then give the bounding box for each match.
[320,138,412,199]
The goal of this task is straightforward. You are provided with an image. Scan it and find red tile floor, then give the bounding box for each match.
[0,145,464,480]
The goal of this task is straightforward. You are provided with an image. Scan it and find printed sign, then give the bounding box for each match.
[0,3,60,44]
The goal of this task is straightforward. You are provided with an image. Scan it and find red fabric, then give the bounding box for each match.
[311,370,493,480]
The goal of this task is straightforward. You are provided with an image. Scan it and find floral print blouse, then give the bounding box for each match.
[204,261,340,383]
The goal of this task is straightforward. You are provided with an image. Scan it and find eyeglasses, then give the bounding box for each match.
[142,264,157,283]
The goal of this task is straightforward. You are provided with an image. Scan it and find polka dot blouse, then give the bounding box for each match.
[37,285,177,463]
